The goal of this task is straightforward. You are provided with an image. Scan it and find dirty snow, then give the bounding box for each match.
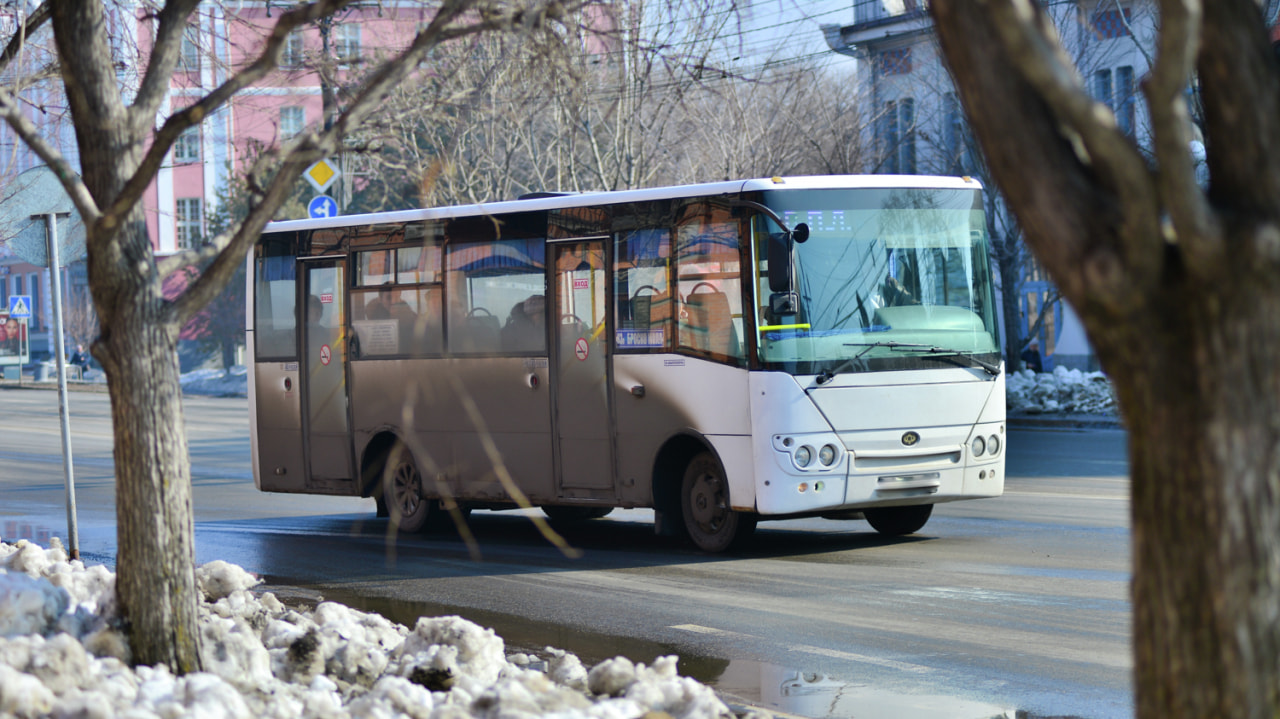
[1005,367,1116,415]
[0,540,754,719]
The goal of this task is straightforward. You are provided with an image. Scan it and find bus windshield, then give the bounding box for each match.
[757,187,999,375]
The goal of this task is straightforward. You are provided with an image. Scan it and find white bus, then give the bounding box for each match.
[248,176,1005,551]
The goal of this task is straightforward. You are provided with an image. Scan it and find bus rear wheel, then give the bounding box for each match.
[382,441,431,534]
[681,452,756,552]
[864,504,933,536]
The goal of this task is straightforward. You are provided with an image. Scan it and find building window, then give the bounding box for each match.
[878,47,912,76]
[178,24,201,72]
[1116,66,1136,136]
[335,23,361,65]
[1092,7,1132,39]
[176,198,203,249]
[880,98,916,174]
[174,125,200,163]
[282,31,304,68]
[280,106,305,139]
[1093,69,1113,109]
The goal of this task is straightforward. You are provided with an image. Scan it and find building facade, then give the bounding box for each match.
[0,1,424,361]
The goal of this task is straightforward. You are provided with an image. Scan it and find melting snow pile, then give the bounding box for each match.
[1006,367,1117,415]
[0,540,750,719]
[180,366,249,397]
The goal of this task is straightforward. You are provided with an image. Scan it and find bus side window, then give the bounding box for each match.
[614,229,671,351]
[674,205,745,364]
[254,255,297,359]
[446,239,546,354]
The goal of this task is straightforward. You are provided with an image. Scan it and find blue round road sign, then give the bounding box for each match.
[308,195,339,219]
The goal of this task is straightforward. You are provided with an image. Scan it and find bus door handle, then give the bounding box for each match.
[630,385,645,398]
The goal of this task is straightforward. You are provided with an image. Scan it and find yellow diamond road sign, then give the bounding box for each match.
[304,158,340,192]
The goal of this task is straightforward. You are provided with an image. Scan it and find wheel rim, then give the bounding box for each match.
[689,469,727,535]
[393,460,422,518]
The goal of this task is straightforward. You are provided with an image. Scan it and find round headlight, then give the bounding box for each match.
[987,434,1001,456]
[795,445,814,468]
[971,436,986,457]
[818,444,838,466]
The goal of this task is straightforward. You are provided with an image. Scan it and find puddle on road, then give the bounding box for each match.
[264,581,1048,719]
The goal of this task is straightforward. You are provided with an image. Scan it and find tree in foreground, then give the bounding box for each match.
[0,0,581,674]
[931,1,1280,716]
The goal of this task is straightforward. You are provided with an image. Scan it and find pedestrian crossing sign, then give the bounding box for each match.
[8,295,31,319]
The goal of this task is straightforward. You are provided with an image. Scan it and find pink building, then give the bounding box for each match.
[0,2,426,360]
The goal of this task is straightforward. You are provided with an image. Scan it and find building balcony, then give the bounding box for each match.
[823,0,933,55]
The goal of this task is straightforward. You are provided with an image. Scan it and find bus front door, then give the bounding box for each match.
[301,261,354,489]
[551,239,615,494]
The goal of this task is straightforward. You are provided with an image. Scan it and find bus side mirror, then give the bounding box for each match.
[768,232,792,293]
[769,291,799,317]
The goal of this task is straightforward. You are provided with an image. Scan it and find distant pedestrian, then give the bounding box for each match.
[1021,341,1043,373]
[69,344,90,370]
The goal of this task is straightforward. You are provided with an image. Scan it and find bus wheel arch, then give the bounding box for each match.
[652,435,756,551]
[361,432,431,533]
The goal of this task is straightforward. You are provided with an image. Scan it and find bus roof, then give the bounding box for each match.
[265,175,983,234]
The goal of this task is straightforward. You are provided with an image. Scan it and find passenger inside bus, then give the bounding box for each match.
[502,294,546,352]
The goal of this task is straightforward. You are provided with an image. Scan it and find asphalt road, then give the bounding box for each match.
[0,386,1131,719]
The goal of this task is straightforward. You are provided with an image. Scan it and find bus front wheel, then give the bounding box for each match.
[681,452,756,552]
[382,442,431,534]
[864,504,933,536]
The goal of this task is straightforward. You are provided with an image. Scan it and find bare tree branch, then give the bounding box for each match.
[1144,0,1220,266]
[0,2,52,77]
[113,0,359,236]
[0,90,100,223]
[979,0,1151,206]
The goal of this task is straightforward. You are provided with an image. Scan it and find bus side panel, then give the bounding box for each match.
[252,359,307,493]
[349,357,554,503]
[612,355,751,507]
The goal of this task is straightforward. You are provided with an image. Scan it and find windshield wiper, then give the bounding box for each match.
[815,341,1000,384]
[891,345,1002,376]
[815,342,931,384]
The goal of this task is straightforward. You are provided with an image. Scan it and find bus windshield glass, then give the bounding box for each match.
[757,187,999,375]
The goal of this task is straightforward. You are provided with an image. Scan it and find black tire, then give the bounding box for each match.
[542,506,613,522]
[382,441,430,534]
[864,504,933,536]
[681,451,756,552]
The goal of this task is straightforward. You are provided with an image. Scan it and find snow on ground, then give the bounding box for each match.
[0,540,754,719]
[1005,367,1117,415]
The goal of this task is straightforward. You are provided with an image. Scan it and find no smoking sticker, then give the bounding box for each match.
[574,337,589,361]
[320,344,332,366]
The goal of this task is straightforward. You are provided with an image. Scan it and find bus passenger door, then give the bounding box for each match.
[551,239,614,493]
[301,261,354,487]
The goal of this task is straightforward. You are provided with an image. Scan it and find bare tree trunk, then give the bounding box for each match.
[50,3,204,673]
[932,2,1280,716]
[99,290,200,673]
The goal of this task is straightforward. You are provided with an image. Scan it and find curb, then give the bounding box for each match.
[1007,412,1123,430]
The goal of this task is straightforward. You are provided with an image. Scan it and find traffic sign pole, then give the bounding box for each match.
[41,212,78,559]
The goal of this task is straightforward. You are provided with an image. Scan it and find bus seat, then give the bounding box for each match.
[633,292,673,328]
[684,289,738,357]
[464,313,501,352]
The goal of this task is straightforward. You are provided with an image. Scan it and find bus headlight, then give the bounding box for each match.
[795,445,814,468]
[987,435,1001,456]
[818,444,838,467]
[971,436,986,457]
